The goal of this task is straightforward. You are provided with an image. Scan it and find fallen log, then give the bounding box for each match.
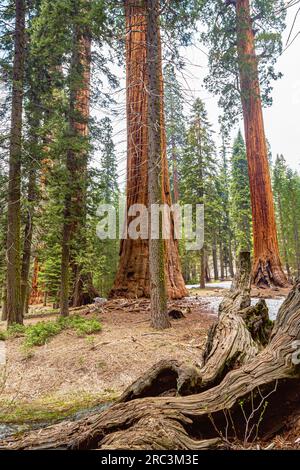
[1,255,299,450]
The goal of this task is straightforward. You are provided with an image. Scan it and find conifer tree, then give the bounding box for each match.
[6,0,26,325]
[273,154,292,280]
[180,98,218,288]
[217,132,234,279]
[273,155,300,280]
[229,130,252,255]
[163,63,185,203]
[84,117,119,297]
[110,0,187,300]
[200,0,288,287]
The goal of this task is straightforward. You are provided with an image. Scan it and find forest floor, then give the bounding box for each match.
[0,296,216,425]
[0,282,296,448]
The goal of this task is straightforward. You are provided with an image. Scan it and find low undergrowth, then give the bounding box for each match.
[0,315,102,348]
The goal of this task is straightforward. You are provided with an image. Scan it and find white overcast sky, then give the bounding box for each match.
[94,2,300,185]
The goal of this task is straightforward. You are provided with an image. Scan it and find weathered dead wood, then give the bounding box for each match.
[199,252,271,389]
[119,359,202,402]
[118,253,263,398]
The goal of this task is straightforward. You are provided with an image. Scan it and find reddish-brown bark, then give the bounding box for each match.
[60,21,99,314]
[29,257,44,305]
[69,31,99,307]
[6,0,26,325]
[236,0,288,288]
[110,0,187,299]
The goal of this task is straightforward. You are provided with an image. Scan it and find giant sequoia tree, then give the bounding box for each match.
[110,0,187,300]
[201,0,288,288]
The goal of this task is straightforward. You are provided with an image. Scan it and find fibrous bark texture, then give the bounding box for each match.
[236,0,288,288]
[20,126,38,315]
[2,252,299,450]
[146,0,170,329]
[6,0,26,325]
[60,18,98,315]
[110,0,187,300]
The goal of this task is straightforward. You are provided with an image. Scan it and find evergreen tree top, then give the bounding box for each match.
[200,0,286,127]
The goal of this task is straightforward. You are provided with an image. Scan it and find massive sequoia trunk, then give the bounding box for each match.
[2,252,299,450]
[110,0,187,300]
[146,0,170,329]
[6,0,26,325]
[236,0,287,288]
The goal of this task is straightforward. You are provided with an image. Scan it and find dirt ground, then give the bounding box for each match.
[0,297,216,422]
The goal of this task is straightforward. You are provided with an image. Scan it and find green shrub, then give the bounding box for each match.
[59,315,102,336]
[24,321,63,347]
[0,330,6,341]
[7,323,26,338]
[5,315,102,348]
[70,317,102,336]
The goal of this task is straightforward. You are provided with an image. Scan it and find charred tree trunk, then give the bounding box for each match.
[110,0,187,300]
[4,252,300,450]
[6,0,26,325]
[236,0,287,288]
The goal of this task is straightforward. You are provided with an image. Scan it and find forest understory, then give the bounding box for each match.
[0,294,217,425]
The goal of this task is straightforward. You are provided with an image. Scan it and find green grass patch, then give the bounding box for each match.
[0,315,102,348]
[0,330,6,341]
[58,315,102,337]
[7,323,26,338]
[24,321,63,347]
[0,390,118,424]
